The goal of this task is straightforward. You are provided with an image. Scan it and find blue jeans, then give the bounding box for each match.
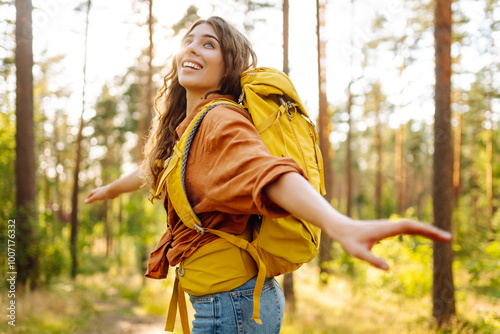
[188,276,285,334]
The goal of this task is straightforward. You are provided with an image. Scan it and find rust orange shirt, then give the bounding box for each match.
[145,95,306,279]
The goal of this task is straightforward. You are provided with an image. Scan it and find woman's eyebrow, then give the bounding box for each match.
[186,33,220,43]
[204,34,219,43]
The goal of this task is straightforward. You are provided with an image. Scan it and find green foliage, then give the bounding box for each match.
[0,279,96,333]
[0,1,497,333]
[0,110,15,217]
[137,279,172,316]
[38,212,69,282]
[466,240,500,288]
[378,236,433,297]
[280,263,500,334]
[324,234,434,298]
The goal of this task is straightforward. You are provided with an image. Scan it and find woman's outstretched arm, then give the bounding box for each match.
[85,168,143,204]
[263,172,452,270]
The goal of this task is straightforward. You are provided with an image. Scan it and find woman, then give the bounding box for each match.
[86,17,451,333]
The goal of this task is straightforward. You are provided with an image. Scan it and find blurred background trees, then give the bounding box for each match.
[1,0,498,332]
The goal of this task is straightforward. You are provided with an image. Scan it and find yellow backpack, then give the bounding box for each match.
[153,67,326,333]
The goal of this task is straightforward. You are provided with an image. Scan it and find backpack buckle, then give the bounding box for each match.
[193,224,205,235]
[238,92,245,104]
[279,97,294,120]
[163,155,173,168]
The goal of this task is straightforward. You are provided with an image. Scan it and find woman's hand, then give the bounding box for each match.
[85,185,117,204]
[328,219,451,270]
[84,168,143,204]
[264,172,452,270]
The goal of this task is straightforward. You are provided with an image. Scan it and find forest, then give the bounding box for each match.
[0,0,499,333]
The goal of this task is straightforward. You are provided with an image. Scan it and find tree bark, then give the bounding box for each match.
[485,92,493,235]
[345,83,353,218]
[53,111,65,222]
[282,266,295,313]
[70,0,91,279]
[432,0,456,326]
[375,92,382,219]
[146,0,153,135]
[103,199,112,256]
[469,136,479,228]
[283,0,289,76]
[416,169,424,220]
[137,0,154,160]
[15,0,39,288]
[395,124,404,214]
[70,118,84,278]
[316,0,334,284]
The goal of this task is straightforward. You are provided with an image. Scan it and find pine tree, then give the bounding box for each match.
[432,0,456,326]
[15,0,39,288]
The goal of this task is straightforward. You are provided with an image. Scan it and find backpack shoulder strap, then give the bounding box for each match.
[152,99,244,229]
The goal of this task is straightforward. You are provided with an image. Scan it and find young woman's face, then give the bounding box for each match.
[176,23,225,97]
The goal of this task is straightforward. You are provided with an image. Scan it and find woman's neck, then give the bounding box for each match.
[185,91,208,116]
[185,89,222,116]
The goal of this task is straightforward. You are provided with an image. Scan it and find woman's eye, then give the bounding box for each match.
[204,42,215,48]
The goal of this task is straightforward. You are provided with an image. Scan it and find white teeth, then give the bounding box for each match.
[183,61,202,70]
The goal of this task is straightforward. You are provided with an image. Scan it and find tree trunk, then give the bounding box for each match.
[346,83,353,218]
[70,119,84,278]
[103,199,112,257]
[15,0,39,289]
[283,0,289,76]
[316,0,333,284]
[70,0,91,279]
[137,0,154,160]
[432,0,456,326]
[469,137,479,228]
[395,124,404,214]
[282,267,295,313]
[53,112,64,222]
[416,169,424,220]
[374,92,382,219]
[485,93,493,235]
[146,0,153,136]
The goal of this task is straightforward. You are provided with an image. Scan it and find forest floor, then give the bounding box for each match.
[0,263,498,334]
[81,290,166,334]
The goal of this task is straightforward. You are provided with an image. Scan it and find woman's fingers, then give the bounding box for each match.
[388,220,452,242]
[362,220,452,243]
[349,244,390,271]
[84,187,105,204]
[339,219,452,271]
[84,192,97,204]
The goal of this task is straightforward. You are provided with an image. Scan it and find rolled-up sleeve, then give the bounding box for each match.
[198,106,307,218]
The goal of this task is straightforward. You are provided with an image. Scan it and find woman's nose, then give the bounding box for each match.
[185,43,199,56]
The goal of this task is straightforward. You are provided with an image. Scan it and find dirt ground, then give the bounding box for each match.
[80,298,167,334]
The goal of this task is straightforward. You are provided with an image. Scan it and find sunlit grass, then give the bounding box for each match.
[0,241,497,334]
[0,278,96,333]
[278,239,499,334]
[279,264,430,334]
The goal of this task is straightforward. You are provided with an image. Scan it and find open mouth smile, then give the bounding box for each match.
[183,61,203,70]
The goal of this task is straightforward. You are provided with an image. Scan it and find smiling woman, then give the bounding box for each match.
[85,16,452,334]
[141,17,257,195]
[176,23,226,111]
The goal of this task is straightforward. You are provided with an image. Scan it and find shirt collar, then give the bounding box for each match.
[175,94,236,140]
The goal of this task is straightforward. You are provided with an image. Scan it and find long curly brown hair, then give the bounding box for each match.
[141,17,257,198]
